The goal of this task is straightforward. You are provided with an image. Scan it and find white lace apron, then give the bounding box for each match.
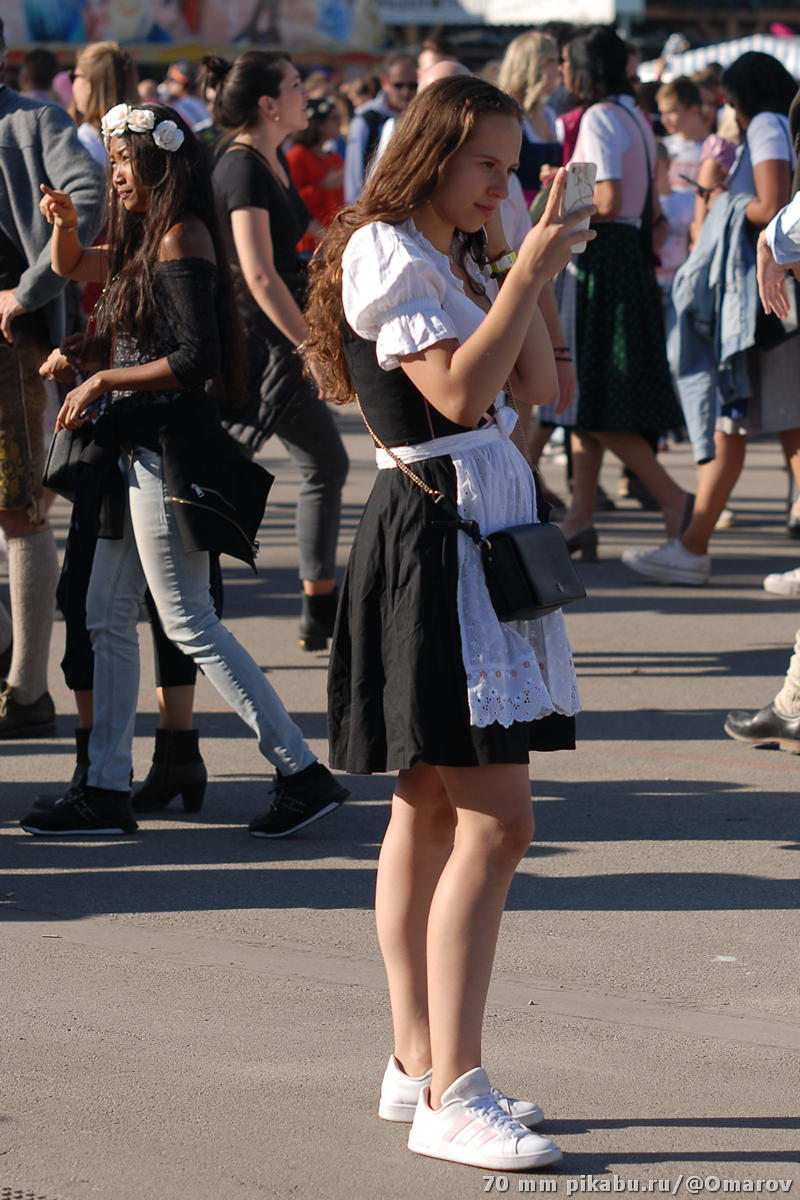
[375,407,580,728]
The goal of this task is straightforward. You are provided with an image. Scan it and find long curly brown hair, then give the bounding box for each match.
[303,76,521,403]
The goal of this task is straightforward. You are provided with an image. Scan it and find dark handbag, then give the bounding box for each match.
[357,401,586,622]
[42,425,93,502]
[481,521,586,619]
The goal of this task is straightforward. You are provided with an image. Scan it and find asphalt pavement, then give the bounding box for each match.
[2,411,798,1200]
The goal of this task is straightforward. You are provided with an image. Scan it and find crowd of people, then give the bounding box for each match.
[2,15,800,1174]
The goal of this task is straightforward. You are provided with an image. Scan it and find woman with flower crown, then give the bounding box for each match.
[19,102,349,838]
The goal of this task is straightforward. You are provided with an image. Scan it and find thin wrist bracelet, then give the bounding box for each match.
[488,250,517,276]
[55,222,79,232]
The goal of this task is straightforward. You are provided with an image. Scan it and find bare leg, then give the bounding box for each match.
[426,763,533,1107]
[528,422,553,467]
[156,684,195,731]
[74,689,93,729]
[779,429,800,520]
[375,762,455,1078]
[682,431,746,557]
[560,431,603,539]
[598,432,687,537]
[303,579,336,596]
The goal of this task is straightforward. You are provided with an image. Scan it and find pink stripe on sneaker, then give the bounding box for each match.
[442,1115,474,1143]
[473,1127,498,1147]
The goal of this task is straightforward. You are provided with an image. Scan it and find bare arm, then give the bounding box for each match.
[509,302,559,412]
[593,179,622,221]
[230,206,306,346]
[39,185,109,282]
[691,157,728,240]
[399,172,593,427]
[747,159,791,229]
[536,280,576,414]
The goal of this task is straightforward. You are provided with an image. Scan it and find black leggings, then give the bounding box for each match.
[58,467,223,693]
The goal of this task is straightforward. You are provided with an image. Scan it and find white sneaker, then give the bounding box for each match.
[379,1056,544,1126]
[622,539,710,586]
[763,567,800,597]
[407,1068,561,1171]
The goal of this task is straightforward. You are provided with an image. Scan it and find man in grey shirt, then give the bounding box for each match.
[0,17,103,737]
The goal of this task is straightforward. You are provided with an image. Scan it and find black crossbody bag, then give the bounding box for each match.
[357,400,586,621]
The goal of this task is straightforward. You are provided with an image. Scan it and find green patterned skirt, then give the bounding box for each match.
[575,222,682,434]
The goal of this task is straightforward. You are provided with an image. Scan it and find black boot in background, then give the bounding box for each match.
[298,588,339,652]
[132,728,207,814]
[34,727,91,812]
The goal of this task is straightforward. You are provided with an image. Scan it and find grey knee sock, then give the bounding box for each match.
[774,628,800,718]
[7,529,59,705]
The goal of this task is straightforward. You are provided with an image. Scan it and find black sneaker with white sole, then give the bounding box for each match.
[248,763,349,838]
[20,783,138,836]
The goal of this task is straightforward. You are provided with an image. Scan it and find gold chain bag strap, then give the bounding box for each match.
[356,397,586,621]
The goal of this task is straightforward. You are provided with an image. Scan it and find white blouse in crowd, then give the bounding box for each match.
[341,219,580,730]
[728,111,794,197]
[77,121,108,167]
[766,190,800,265]
[571,93,657,227]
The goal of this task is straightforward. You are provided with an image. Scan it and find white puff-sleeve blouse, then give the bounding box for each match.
[342,219,496,372]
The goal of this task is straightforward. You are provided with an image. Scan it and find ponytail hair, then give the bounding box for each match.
[202,50,290,134]
[197,54,231,98]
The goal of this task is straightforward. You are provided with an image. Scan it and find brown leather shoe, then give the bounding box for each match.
[724,703,800,753]
[0,684,56,738]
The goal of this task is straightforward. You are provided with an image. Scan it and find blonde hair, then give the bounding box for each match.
[69,41,138,131]
[497,31,559,114]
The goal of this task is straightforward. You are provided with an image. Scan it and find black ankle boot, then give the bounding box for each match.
[298,588,339,652]
[34,727,91,812]
[132,729,207,813]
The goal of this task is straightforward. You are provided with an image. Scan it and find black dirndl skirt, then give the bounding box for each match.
[575,223,682,434]
[327,456,576,775]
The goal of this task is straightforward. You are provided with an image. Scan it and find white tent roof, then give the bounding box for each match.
[639,33,800,83]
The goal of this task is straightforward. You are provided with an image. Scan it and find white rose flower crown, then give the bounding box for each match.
[101,103,185,152]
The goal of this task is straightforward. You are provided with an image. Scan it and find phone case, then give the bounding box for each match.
[563,162,596,255]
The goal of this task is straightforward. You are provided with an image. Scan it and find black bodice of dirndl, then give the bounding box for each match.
[342,322,473,444]
[327,324,576,775]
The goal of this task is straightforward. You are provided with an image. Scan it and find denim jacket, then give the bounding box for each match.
[669,191,755,463]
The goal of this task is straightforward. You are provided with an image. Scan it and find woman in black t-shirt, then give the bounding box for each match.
[206,51,349,651]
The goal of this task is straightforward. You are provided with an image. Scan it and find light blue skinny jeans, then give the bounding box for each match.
[85,448,316,793]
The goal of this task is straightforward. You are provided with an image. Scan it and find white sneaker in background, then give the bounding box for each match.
[379,1056,545,1126]
[763,567,800,597]
[622,539,711,586]
[407,1067,561,1170]
[714,508,737,530]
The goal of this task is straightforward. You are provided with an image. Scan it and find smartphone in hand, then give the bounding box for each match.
[563,162,597,255]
